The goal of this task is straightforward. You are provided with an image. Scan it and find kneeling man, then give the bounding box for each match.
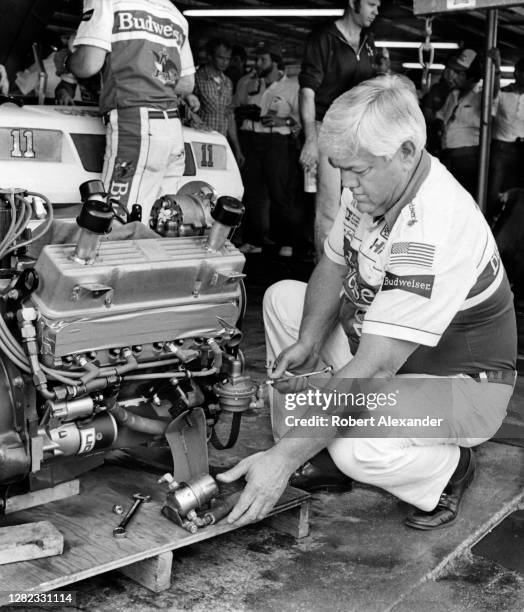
[218,74,516,530]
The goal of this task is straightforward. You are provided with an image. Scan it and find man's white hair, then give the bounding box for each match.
[319,74,426,162]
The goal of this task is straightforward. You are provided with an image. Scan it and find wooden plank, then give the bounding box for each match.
[413,0,524,16]
[0,521,63,565]
[119,551,172,592]
[267,500,310,539]
[4,480,80,514]
[0,466,310,601]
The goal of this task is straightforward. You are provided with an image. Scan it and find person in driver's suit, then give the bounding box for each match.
[62,0,196,223]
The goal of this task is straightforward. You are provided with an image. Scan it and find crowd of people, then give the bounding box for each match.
[0,0,520,533]
[422,49,524,223]
[2,0,523,246]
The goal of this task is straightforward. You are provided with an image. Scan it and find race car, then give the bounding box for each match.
[0,99,244,220]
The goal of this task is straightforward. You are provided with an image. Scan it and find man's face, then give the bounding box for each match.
[332,146,414,217]
[229,55,245,73]
[255,53,274,77]
[441,67,454,87]
[352,0,380,28]
[211,45,232,73]
[448,68,470,91]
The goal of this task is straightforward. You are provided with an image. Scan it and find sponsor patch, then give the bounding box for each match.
[114,11,185,45]
[82,8,94,21]
[343,207,360,242]
[407,202,417,226]
[369,237,385,254]
[381,272,434,298]
[114,159,135,179]
[390,241,435,269]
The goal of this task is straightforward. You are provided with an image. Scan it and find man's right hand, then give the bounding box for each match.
[270,341,322,393]
[299,138,319,172]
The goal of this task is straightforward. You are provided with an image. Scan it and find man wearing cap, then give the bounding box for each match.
[299,0,379,261]
[488,57,524,222]
[437,48,500,198]
[234,42,302,256]
[64,0,195,224]
[217,75,516,532]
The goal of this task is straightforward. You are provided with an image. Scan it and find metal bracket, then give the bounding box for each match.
[70,283,114,306]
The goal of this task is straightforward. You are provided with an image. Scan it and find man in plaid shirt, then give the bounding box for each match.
[194,38,244,166]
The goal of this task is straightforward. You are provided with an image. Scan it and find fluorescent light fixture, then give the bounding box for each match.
[377,41,459,49]
[501,78,515,86]
[183,9,344,17]
[403,62,515,73]
[183,10,460,48]
[183,9,460,49]
[403,63,446,70]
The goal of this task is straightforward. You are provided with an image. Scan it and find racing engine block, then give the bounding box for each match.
[0,183,257,506]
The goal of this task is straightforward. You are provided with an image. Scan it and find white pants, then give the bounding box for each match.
[103,107,185,224]
[263,280,514,511]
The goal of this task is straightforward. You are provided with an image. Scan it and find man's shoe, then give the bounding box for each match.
[405,447,476,531]
[289,460,353,493]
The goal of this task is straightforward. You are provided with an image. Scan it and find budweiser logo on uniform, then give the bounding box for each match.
[115,11,185,44]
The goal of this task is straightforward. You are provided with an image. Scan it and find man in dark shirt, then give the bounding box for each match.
[299,0,379,260]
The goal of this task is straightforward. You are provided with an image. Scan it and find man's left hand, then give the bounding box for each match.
[216,448,295,527]
[234,148,245,167]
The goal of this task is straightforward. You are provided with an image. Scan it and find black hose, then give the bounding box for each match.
[108,402,167,434]
[210,412,242,450]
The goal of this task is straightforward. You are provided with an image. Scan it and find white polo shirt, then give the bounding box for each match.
[437,88,483,149]
[235,73,299,135]
[325,151,516,375]
[493,86,524,142]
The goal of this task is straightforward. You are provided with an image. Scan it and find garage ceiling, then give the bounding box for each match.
[175,0,524,72]
[2,0,524,82]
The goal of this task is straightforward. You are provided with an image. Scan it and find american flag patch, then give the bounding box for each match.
[389,242,435,269]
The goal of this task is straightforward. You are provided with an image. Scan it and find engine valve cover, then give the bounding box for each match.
[30,237,245,358]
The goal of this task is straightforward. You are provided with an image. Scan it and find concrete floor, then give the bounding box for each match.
[11,252,524,612]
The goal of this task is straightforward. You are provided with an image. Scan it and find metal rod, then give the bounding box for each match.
[265,365,333,386]
[477,8,498,214]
